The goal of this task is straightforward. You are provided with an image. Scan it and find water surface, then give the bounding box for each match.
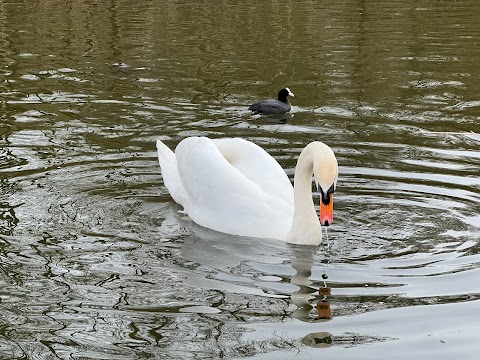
[0,1,479,359]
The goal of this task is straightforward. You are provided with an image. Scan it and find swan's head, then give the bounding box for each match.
[313,142,338,227]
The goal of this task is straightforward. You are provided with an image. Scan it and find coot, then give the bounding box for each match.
[248,87,294,114]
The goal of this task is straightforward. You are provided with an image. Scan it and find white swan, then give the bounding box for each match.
[156,137,338,245]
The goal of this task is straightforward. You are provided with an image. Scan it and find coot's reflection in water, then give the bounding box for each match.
[249,111,293,124]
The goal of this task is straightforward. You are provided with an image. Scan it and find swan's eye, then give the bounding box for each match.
[320,184,335,205]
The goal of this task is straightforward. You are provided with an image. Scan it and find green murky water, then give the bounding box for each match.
[0,1,479,359]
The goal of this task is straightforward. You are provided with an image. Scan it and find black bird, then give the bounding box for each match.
[248,87,294,114]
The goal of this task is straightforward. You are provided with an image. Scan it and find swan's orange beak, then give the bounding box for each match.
[320,194,333,226]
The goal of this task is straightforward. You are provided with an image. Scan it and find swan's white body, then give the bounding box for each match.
[156,137,338,245]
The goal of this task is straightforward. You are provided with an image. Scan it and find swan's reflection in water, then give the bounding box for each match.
[289,245,336,347]
[291,246,334,348]
[163,206,337,345]
[289,245,333,322]
[171,206,337,311]
[317,287,332,319]
[289,245,317,321]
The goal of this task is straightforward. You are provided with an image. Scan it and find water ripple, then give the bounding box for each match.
[0,0,479,358]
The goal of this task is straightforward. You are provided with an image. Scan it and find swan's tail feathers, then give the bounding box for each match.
[156,140,190,209]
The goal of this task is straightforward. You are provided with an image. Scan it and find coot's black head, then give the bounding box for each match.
[277,87,294,103]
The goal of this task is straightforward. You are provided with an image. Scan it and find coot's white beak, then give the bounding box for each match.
[286,87,294,97]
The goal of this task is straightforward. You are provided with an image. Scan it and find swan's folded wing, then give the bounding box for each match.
[175,137,293,239]
[212,138,293,205]
[156,140,191,209]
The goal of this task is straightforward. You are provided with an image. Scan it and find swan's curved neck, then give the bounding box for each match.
[287,143,322,245]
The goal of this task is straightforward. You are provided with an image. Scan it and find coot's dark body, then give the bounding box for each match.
[248,87,294,114]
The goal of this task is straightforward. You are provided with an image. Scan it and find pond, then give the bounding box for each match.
[0,0,479,359]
